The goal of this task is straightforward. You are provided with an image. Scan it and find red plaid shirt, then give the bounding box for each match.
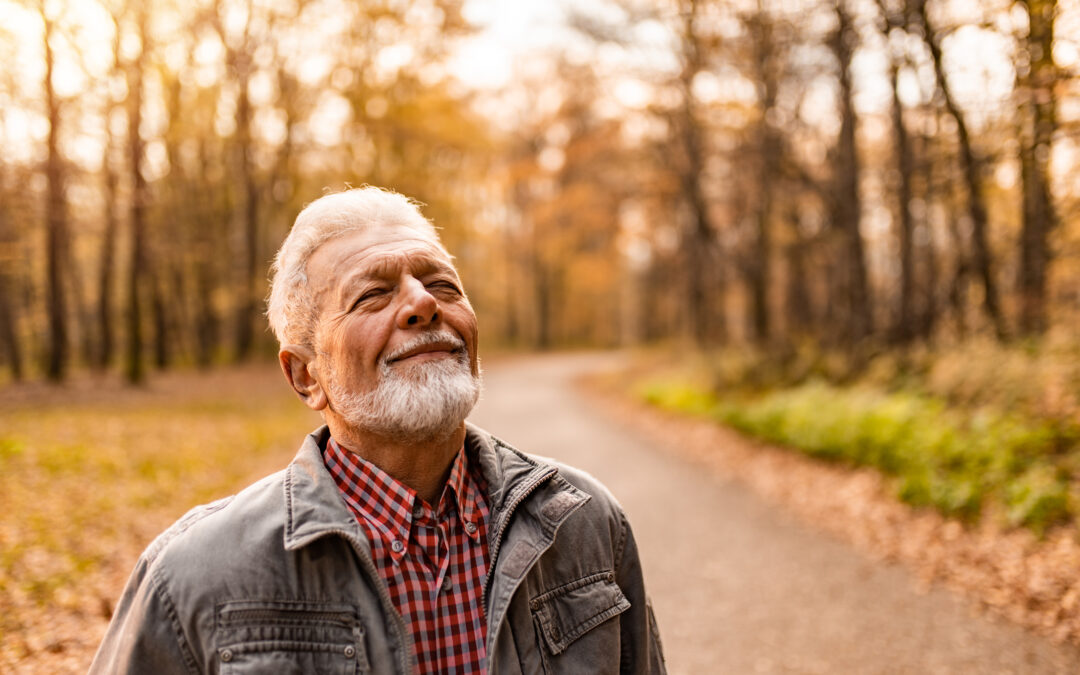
[324,437,490,674]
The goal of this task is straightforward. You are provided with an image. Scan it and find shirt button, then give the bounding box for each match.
[220,649,233,662]
[391,539,405,553]
[442,577,452,592]
[464,521,477,534]
[344,645,356,658]
[413,504,424,519]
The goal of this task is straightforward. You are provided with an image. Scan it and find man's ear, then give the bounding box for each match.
[279,345,328,411]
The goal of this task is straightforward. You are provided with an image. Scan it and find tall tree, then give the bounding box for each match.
[96,3,123,370]
[828,0,872,344]
[40,1,69,380]
[0,158,23,381]
[1016,0,1058,335]
[212,0,262,361]
[914,0,1007,338]
[877,0,918,343]
[675,0,724,345]
[125,3,149,384]
[743,1,782,344]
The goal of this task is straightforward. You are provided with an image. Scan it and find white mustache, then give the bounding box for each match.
[382,331,466,365]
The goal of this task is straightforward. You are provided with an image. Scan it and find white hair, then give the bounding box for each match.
[266,187,441,348]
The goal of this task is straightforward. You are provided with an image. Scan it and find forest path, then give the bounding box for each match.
[468,351,1080,674]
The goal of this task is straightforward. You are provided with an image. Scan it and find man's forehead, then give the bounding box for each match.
[309,225,455,283]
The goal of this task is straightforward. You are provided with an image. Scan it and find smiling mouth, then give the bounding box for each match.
[385,334,466,365]
[391,345,458,363]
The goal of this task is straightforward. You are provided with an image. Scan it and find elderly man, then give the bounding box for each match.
[91,187,665,674]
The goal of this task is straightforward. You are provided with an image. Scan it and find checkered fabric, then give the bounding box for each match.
[324,437,491,674]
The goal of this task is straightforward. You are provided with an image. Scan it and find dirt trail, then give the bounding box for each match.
[468,352,1080,674]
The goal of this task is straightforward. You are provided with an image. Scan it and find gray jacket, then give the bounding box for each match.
[90,424,666,674]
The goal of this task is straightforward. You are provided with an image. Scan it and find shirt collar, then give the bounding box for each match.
[323,437,484,560]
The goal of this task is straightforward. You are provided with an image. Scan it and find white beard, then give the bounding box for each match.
[325,331,481,443]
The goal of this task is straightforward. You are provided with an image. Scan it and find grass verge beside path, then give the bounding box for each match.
[0,366,320,673]
[639,380,1077,535]
[585,371,1080,646]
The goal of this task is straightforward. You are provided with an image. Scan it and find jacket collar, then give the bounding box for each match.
[283,426,361,551]
[283,424,589,552]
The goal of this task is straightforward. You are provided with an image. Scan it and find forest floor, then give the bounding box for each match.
[0,365,319,673]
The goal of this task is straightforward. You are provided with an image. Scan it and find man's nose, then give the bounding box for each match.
[396,277,440,328]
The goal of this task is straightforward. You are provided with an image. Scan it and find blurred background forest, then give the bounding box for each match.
[5,0,1080,666]
[1,0,1078,382]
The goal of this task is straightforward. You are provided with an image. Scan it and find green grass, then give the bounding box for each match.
[640,379,1074,534]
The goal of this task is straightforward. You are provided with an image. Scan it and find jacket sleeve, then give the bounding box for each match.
[615,512,667,674]
[89,555,200,675]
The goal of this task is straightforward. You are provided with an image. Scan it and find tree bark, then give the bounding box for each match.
[0,174,22,380]
[230,36,259,361]
[878,1,917,343]
[746,3,778,345]
[829,0,872,344]
[915,0,1006,338]
[42,8,68,381]
[678,0,723,346]
[1017,0,1057,335]
[125,6,148,384]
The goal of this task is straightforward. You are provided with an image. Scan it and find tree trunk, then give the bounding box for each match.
[915,0,1006,338]
[678,0,723,346]
[98,146,119,369]
[126,6,148,384]
[829,0,872,344]
[885,26,916,343]
[1017,0,1057,335]
[783,212,813,338]
[42,10,68,381]
[0,183,22,380]
[746,3,778,345]
[233,56,259,361]
[151,267,169,369]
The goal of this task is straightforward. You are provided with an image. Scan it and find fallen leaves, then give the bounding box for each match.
[0,365,320,673]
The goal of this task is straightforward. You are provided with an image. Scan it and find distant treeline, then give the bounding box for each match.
[0,0,1077,382]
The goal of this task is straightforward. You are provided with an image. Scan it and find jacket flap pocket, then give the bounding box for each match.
[215,600,367,672]
[531,572,630,656]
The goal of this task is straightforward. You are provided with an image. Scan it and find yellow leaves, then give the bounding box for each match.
[0,365,319,671]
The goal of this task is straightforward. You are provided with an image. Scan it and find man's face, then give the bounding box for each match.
[304,223,480,438]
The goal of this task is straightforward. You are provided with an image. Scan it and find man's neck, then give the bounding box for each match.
[326,419,467,504]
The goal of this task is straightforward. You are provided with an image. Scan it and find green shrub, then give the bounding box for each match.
[638,377,1074,532]
[1004,466,1070,534]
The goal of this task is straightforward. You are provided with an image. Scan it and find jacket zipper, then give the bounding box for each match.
[220,608,355,624]
[480,466,557,614]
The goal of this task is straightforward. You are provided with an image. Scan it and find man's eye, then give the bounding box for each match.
[351,289,386,309]
[428,281,460,294]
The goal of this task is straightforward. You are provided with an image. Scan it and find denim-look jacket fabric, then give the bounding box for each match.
[90,423,666,674]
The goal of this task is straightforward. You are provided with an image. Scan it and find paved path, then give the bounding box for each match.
[468,352,1080,674]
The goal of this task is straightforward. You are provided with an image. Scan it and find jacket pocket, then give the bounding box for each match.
[531,571,630,658]
[215,600,366,675]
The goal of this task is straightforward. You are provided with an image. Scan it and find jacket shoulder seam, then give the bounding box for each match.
[143,495,235,564]
[149,562,201,674]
